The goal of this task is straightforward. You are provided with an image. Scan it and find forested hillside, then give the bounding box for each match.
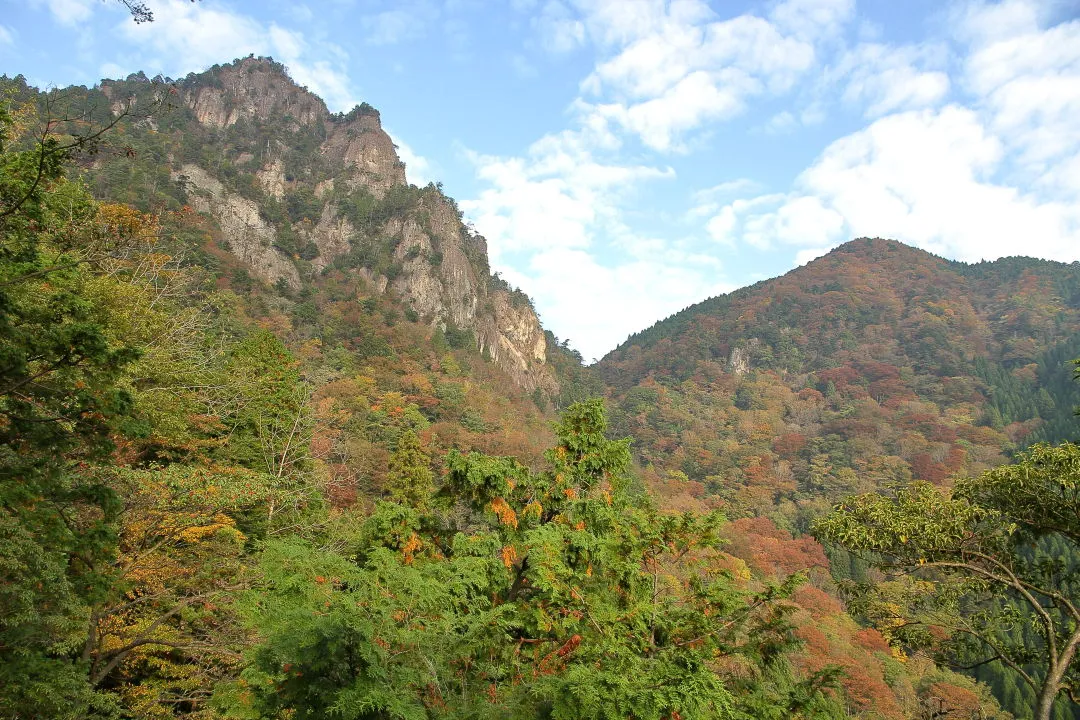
[599,238,1080,517]
[2,58,1077,719]
[599,239,1080,718]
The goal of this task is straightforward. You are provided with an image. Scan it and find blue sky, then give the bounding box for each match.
[3,0,1080,360]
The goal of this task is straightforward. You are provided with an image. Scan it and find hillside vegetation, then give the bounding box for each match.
[2,59,1077,719]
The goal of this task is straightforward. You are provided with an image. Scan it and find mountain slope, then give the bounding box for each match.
[7,57,557,394]
[599,238,1080,517]
[0,64,1031,720]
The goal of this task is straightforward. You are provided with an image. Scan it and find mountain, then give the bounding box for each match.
[3,60,1068,720]
[12,56,557,395]
[599,238,1080,517]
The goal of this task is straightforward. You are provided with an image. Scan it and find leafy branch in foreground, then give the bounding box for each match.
[814,442,1080,720]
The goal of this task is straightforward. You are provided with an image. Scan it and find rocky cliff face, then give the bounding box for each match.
[186,57,325,130]
[155,57,555,393]
[175,163,300,288]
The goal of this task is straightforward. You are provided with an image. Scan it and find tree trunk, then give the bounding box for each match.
[1035,678,1058,720]
[1039,627,1080,720]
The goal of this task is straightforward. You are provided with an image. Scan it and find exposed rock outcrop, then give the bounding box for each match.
[170,56,556,393]
[186,57,324,129]
[321,113,406,196]
[255,158,286,199]
[174,163,299,289]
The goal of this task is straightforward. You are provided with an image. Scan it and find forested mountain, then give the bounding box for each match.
[597,239,1080,719]
[2,58,1077,719]
[598,238,1080,517]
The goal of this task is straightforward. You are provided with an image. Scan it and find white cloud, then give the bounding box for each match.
[687,178,760,218]
[462,118,698,358]
[534,0,586,53]
[568,0,851,151]
[836,42,950,117]
[502,247,734,362]
[117,0,359,111]
[463,133,671,260]
[713,105,1079,263]
[794,245,836,266]
[0,25,14,47]
[950,0,1044,45]
[33,0,94,27]
[769,0,855,42]
[99,61,125,79]
[390,133,435,186]
[284,55,359,111]
[764,110,797,133]
[960,6,1080,189]
[362,6,432,45]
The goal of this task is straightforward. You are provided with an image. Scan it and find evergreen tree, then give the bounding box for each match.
[384,430,434,508]
[234,400,841,719]
[0,93,136,718]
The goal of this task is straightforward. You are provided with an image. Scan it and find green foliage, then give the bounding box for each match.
[384,430,434,507]
[0,101,136,719]
[814,442,1080,720]
[234,401,834,719]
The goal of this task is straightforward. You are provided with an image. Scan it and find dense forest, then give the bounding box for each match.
[2,58,1079,719]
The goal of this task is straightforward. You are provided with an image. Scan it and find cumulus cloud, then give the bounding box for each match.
[461,118,701,358]
[710,105,1079,263]
[687,179,760,218]
[464,0,860,355]
[794,245,836,266]
[769,0,855,42]
[575,1,839,151]
[697,1,1080,271]
[500,247,734,362]
[463,127,672,261]
[959,3,1080,189]
[390,133,436,187]
[835,42,951,117]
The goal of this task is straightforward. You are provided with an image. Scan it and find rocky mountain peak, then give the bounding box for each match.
[104,57,557,393]
[184,56,327,130]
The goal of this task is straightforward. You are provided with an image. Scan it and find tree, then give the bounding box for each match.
[234,400,839,719]
[115,0,198,23]
[814,442,1080,720]
[384,430,433,508]
[0,96,140,719]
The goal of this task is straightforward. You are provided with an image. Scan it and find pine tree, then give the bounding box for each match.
[384,430,433,508]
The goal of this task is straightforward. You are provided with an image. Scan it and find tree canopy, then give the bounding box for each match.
[815,442,1080,720]
[233,399,841,720]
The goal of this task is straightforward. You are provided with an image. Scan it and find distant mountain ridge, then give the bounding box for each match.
[607,238,1080,379]
[598,236,1080,513]
[602,238,1080,444]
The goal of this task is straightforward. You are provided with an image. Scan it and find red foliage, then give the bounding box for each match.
[910,453,949,483]
[796,388,825,403]
[724,517,829,577]
[792,585,843,619]
[772,432,807,458]
[817,366,861,389]
[924,682,983,719]
[853,628,890,653]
